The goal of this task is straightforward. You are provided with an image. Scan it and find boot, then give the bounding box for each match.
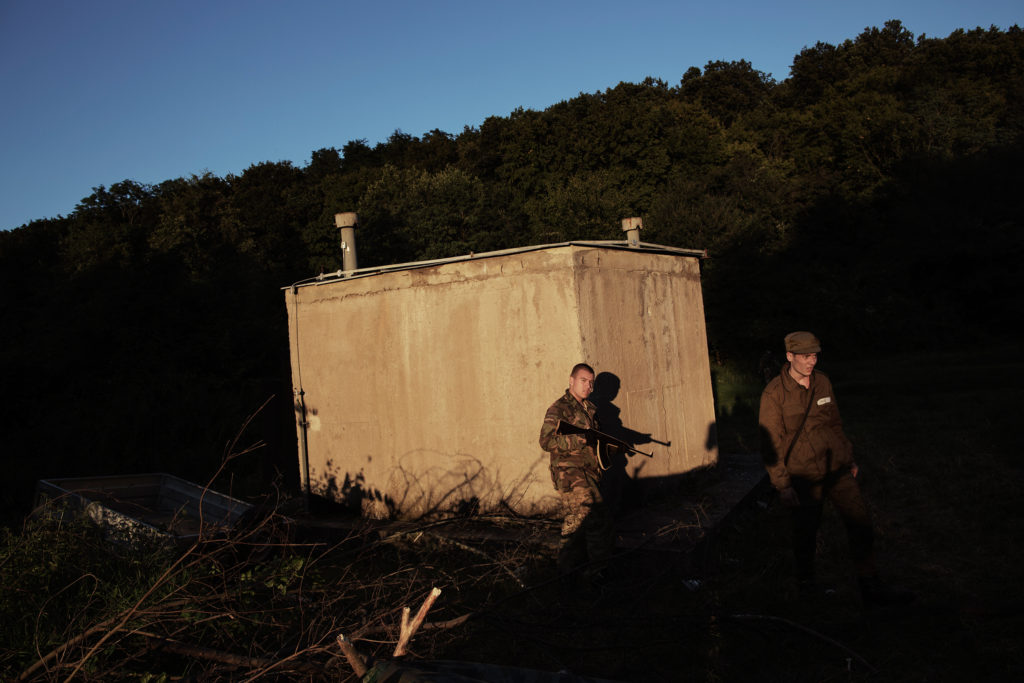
[859,575,915,606]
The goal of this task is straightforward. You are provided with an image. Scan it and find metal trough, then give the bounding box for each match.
[34,473,253,545]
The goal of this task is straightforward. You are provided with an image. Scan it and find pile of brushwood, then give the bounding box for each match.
[3,347,1022,681]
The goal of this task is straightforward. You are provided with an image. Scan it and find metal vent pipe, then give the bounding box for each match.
[335,212,358,273]
[621,217,642,247]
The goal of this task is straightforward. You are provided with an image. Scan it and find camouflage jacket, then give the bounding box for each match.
[539,389,599,475]
[758,364,854,490]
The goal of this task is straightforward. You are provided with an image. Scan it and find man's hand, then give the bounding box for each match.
[778,486,800,507]
[560,433,587,451]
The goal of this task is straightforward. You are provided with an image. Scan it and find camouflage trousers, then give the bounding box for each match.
[553,466,613,577]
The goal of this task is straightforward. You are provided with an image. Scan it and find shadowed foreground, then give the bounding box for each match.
[2,347,1021,681]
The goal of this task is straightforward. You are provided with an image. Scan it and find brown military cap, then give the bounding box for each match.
[784,331,821,353]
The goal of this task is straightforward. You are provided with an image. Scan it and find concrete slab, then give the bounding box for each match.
[611,452,767,575]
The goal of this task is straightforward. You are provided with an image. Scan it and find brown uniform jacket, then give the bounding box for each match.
[759,364,854,490]
[539,390,600,484]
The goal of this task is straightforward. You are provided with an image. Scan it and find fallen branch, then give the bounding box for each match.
[726,613,878,674]
[145,633,325,676]
[353,609,475,640]
[18,599,196,681]
[417,611,474,631]
[59,399,278,682]
[19,617,115,681]
[146,633,276,669]
[393,587,442,657]
[431,536,526,588]
[336,633,369,677]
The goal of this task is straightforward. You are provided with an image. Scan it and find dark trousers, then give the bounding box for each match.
[791,469,875,580]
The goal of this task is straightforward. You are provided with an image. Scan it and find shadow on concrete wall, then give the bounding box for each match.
[313,461,394,516]
[309,451,554,521]
[591,371,664,517]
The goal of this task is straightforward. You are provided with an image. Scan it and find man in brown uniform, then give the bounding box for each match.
[759,332,912,605]
[539,363,613,585]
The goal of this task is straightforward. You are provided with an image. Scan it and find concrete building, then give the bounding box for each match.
[284,219,717,518]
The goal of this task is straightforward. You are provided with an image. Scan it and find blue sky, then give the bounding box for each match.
[1,0,1020,231]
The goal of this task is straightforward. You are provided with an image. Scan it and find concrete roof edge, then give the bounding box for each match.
[283,240,707,291]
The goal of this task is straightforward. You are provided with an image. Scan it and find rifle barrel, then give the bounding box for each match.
[555,420,653,458]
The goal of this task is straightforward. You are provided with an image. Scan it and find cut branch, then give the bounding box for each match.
[393,587,442,657]
[336,633,368,677]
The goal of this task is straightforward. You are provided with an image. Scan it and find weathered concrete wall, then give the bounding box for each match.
[574,248,717,481]
[285,244,716,518]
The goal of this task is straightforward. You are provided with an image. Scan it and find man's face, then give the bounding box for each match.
[568,369,595,403]
[787,351,818,378]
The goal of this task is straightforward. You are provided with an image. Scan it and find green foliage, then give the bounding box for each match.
[0,514,176,677]
[61,180,159,273]
[149,172,232,276]
[525,169,633,242]
[358,164,490,262]
[680,59,775,125]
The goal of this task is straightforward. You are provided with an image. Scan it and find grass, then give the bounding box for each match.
[2,345,1022,681]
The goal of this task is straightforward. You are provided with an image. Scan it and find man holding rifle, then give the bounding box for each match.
[539,362,614,588]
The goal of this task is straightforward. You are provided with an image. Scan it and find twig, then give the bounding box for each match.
[726,613,879,674]
[430,536,526,588]
[354,610,475,638]
[417,611,474,631]
[393,587,442,657]
[141,631,325,675]
[19,617,115,681]
[398,606,411,644]
[18,599,195,681]
[58,399,278,681]
[336,633,369,677]
[61,544,202,681]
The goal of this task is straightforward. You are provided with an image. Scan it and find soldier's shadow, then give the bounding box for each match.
[590,371,654,518]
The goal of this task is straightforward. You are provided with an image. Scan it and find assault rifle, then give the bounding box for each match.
[556,420,654,470]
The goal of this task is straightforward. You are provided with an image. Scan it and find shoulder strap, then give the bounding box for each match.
[783,385,815,467]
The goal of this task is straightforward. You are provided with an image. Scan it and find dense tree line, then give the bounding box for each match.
[1,21,1021,522]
